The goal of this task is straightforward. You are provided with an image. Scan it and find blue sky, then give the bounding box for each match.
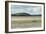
[11,5,42,15]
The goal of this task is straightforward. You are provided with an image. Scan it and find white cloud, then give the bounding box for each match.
[11,5,42,15]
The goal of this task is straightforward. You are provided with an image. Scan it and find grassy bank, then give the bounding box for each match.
[12,20,41,24]
[11,16,41,28]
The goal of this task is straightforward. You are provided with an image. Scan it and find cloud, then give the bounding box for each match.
[11,5,42,15]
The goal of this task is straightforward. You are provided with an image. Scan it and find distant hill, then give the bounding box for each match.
[11,13,41,16]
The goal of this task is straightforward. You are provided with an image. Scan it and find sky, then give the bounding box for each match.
[11,5,42,15]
